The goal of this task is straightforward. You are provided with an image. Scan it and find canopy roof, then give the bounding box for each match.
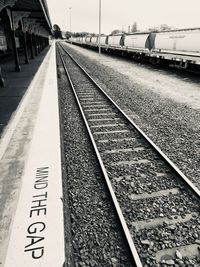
[12,0,52,33]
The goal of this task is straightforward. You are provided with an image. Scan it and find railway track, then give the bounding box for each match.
[57,42,200,267]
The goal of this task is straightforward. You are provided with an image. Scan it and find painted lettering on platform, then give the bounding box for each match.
[24,167,49,259]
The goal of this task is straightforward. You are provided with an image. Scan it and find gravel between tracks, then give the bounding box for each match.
[56,51,133,266]
[61,42,200,190]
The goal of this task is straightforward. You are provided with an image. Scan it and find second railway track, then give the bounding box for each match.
[57,42,200,267]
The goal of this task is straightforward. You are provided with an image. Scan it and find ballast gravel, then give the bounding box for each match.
[56,44,200,266]
[62,43,200,190]
[56,51,133,266]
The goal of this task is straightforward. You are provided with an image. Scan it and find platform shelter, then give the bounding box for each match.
[0,0,52,87]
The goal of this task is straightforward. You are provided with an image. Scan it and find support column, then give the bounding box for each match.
[42,37,45,49]
[7,9,21,72]
[0,67,5,87]
[41,37,44,50]
[22,31,29,64]
[44,37,47,47]
[22,17,35,59]
[37,36,41,54]
[41,37,43,51]
[29,33,34,59]
[11,31,21,72]
[33,34,38,56]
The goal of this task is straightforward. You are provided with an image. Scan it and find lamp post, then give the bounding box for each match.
[69,7,72,44]
[98,0,101,55]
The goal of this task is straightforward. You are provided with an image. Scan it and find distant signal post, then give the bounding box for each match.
[98,0,101,55]
[69,7,72,44]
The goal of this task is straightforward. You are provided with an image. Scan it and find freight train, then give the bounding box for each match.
[68,28,200,70]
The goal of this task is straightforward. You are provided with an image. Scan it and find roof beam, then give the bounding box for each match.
[12,9,42,13]
[38,0,51,29]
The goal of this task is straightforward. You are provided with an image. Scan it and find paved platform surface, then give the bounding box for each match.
[0,42,64,266]
[0,49,50,136]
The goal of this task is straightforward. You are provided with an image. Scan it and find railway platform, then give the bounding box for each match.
[0,42,64,267]
[1,40,200,267]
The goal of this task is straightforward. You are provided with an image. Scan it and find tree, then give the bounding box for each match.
[53,24,60,31]
[111,29,121,35]
[131,22,137,32]
[148,24,175,32]
[65,31,71,39]
[159,24,172,31]
[148,26,159,32]
[53,24,62,39]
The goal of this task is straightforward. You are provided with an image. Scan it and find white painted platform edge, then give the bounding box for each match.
[4,42,65,267]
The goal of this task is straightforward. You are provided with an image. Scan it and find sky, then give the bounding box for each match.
[47,0,200,34]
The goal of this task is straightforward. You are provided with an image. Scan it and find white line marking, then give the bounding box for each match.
[103,147,144,154]
[85,108,112,112]
[91,123,125,128]
[93,130,130,135]
[129,188,179,200]
[87,113,118,116]
[111,159,150,166]
[97,137,136,143]
[132,213,197,231]
[88,118,120,122]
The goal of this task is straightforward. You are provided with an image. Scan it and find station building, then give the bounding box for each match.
[0,0,52,87]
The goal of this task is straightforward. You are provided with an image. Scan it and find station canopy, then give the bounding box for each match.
[12,0,52,34]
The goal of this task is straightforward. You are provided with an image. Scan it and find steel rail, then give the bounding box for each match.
[57,44,143,267]
[59,42,200,201]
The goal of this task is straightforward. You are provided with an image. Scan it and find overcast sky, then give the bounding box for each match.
[47,0,200,34]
